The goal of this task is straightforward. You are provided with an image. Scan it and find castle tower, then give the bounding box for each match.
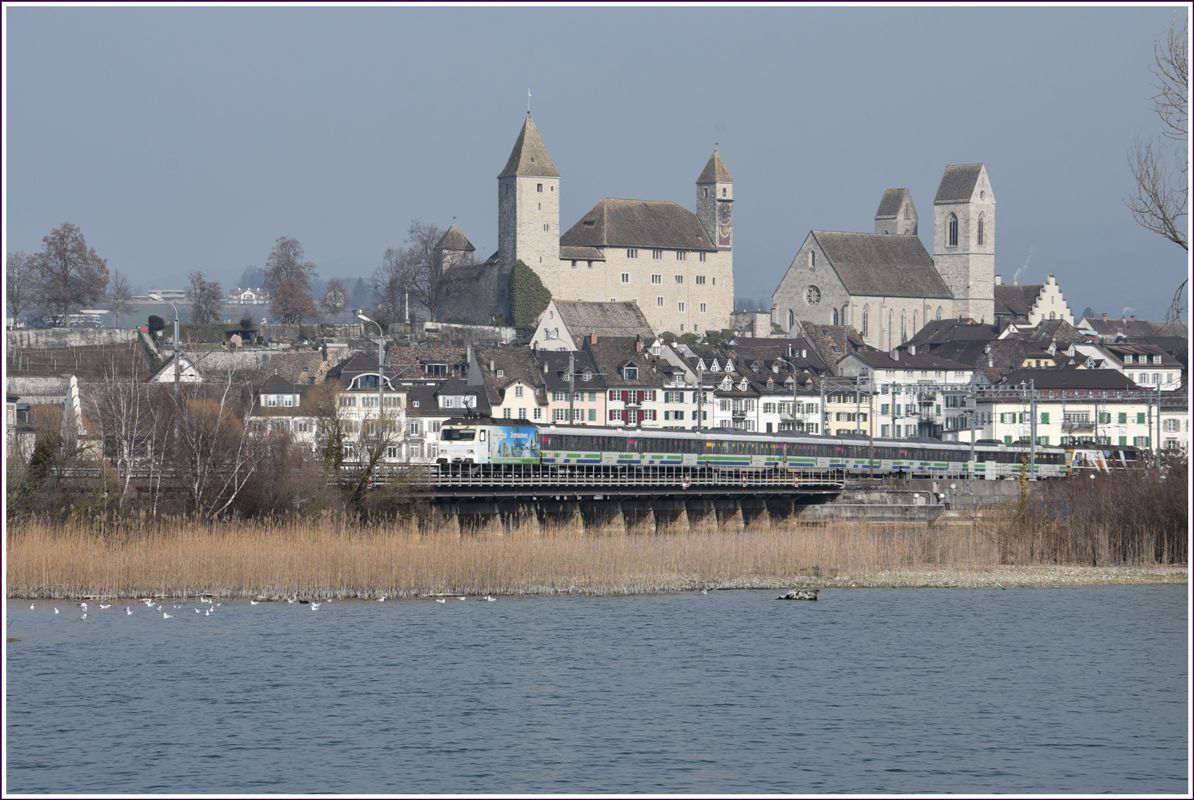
[498,114,561,276]
[933,163,995,323]
[874,188,918,235]
[696,149,733,249]
[435,223,476,273]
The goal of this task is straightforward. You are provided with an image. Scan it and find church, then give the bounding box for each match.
[771,164,997,350]
[436,114,735,335]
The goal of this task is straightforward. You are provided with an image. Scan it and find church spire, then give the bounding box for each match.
[697,149,733,184]
[498,114,559,178]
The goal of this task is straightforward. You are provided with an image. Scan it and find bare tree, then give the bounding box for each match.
[6,251,35,323]
[371,248,406,326]
[265,237,318,323]
[186,271,224,324]
[1127,18,1188,319]
[171,373,264,520]
[374,221,448,323]
[30,223,110,325]
[106,269,134,327]
[320,278,348,318]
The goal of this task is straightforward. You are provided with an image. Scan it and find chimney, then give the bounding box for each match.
[787,344,794,357]
[994,274,1002,286]
[801,349,807,359]
[489,359,495,373]
[1129,314,1136,321]
[635,334,643,353]
[589,332,598,345]
[1102,312,1108,321]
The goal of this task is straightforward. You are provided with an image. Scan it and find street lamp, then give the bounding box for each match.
[357,312,387,459]
[149,293,181,408]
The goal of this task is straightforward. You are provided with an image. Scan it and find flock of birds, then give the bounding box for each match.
[28,593,499,620]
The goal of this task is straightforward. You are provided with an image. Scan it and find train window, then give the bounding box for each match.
[442,429,476,441]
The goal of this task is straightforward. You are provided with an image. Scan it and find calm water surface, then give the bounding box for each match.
[5,585,1188,793]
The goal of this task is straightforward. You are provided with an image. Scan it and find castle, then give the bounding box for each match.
[771,164,997,349]
[437,114,735,335]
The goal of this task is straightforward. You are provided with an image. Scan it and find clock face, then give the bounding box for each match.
[717,202,732,223]
[805,286,821,305]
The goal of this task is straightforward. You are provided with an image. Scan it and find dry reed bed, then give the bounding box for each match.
[5,518,1186,600]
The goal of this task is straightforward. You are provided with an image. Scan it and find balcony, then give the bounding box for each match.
[1061,419,1096,433]
[731,407,748,419]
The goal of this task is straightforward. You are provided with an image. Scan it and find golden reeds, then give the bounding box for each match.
[5,516,1185,600]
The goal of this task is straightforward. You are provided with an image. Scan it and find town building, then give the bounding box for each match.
[993,273,1073,327]
[530,300,654,352]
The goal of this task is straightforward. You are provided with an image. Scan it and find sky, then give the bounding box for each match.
[4,4,1190,321]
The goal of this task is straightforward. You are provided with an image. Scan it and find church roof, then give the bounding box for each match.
[553,300,655,339]
[811,231,953,299]
[934,164,985,204]
[560,198,716,251]
[994,284,1044,318]
[436,224,475,253]
[697,150,733,184]
[498,114,559,179]
[874,188,911,219]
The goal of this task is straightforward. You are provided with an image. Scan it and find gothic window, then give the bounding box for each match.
[948,213,958,247]
[788,309,795,330]
[904,205,911,220]
[809,251,816,267]
[832,308,839,325]
[862,305,869,337]
[912,311,918,335]
[888,309,893,347]
[702,187,709,198]
[1049,311,1056,320]
[721,188,727,197]
[901,310,907,342]
[936,306,943,320]
[977,213,985,245]
[537,183,543,193]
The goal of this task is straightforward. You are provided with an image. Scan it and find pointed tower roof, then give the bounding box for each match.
[498,114,560,178]
[697,150,733,184]
[875,188,913,220]
[436,224,476,253]
[933,164,986,204]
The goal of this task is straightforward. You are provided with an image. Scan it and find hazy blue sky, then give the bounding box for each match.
[4,5,1189,319]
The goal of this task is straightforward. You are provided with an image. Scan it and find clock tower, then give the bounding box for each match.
[696,149,733,249]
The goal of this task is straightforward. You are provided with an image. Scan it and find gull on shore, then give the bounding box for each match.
[483,596,496,602]
[53,608,60,615]
[126,607,134,615]
[29,603,34,610]
[79,602,88,610]
[205,608,213,616]
[458,597,466,601]
[250,600,259,605]
[162,612,173,619]
[435,598,447,604]
[99,603,111,610]
[195,608,202,614]
[80,613,87,621]
[310,603,321,611]
[377,596,386,602]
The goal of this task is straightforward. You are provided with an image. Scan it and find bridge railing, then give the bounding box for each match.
[339,463,845,490]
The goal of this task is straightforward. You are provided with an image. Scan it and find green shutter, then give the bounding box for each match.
[1137,413,1146,424]
[1099,412,1110,424]
[1118,436,1127,446]
[1003,435,1012,444]
[1118,412,1127,424]
[1040,412,1050,424]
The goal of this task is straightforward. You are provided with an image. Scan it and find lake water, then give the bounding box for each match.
[5,585,1188,794]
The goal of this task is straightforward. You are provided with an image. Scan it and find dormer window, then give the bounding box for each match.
[582,371,592,382]
[496,368,505,377]
[1153,354,1162,364]
[623,365,638,380]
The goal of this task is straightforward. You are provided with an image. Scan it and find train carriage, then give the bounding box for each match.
[437,420,1070,480]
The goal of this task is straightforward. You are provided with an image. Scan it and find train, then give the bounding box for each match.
[436,419,1073,480]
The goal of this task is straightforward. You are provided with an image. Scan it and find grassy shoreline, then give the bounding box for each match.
[6,518,1187,600]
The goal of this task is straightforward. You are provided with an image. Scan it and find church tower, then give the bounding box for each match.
[498,114,561,277]
[933,163,995,323]
[874,188,918,235]
[696,149,733,249]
